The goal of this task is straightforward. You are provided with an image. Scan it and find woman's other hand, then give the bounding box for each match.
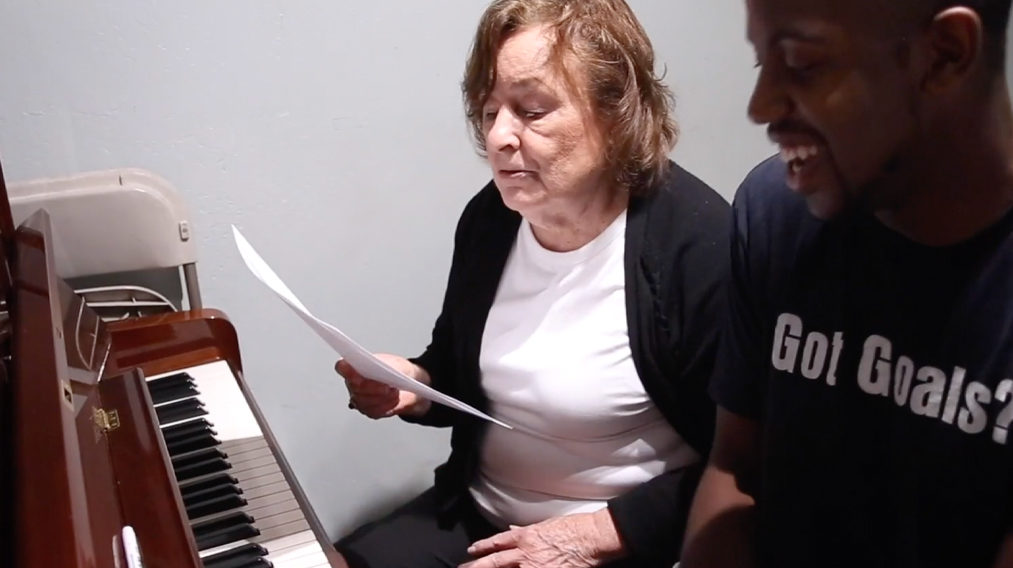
[460,509,627,568]
[335,353,432,419]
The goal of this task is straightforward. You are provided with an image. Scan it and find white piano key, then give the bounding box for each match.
[254,508,305,531]
[270,544,331,568]
[279,555,331,568]
[227,446,274,465]
[237,471,286,491]
[233,462,282,483]
[243,480,291,500]
[245,489,297,512]
[221,437,270,454]
[260,528,316,553]
[256,518,311,542]
[264,530,332,568]
[149,362,262,441]
[225,444,272,460]
[235,454,278,471]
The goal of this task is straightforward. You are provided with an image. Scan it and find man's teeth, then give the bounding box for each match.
[780,145,820,163]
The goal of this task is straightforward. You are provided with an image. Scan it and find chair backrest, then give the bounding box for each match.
[7,168,202,316]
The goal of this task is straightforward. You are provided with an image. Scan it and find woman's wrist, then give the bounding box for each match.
[404,397,432,417]
[590,508,627,561]
[403,364,433,417]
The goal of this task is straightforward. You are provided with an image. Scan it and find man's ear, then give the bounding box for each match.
[921,6,985,93]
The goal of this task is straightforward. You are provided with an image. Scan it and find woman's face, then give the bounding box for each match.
[482,25,610,221]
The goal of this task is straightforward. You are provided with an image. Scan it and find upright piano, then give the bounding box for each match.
[1,162,343,567]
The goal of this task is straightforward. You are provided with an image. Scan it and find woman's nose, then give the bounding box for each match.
[486,108,521,152]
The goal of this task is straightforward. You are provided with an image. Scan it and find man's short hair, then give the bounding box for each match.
[462,0,678,194]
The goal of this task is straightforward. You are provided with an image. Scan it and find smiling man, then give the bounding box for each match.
[681,1,1013,567]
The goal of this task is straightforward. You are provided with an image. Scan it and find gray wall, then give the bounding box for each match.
[7,1,1003,540]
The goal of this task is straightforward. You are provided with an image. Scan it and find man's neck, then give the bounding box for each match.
[876,88,1013,246]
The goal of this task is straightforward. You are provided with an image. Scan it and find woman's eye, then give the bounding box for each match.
[482,110,498,122]
[521,109,545,120]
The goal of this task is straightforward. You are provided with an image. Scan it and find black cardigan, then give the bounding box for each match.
[406,161,730,567]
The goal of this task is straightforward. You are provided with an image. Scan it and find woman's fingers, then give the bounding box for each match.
[348,376,397,396]
[335,358,357,379]
[337,357,420,418]
[351,390,398,406]
[351,392,400,418]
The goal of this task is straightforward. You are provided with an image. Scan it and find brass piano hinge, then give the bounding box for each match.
[93,408,120,433]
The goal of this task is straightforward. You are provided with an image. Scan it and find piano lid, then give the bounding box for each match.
[9,210,201,567]
[10,209,126,567]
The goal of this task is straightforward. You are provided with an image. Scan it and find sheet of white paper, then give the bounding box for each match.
[232,225,512,429]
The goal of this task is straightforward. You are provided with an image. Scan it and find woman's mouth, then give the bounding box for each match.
[499,169,535,179]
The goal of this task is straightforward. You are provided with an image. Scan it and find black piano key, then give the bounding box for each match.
[146,372,193,391]
[163,418,215,441]
[156,398,208,424]
[149,383,200,405]
[195,524,260,551]
[182,481,241,507]
[186,493,247,520]
[160,406,209,425]
[166,432,220,456]
[151,373,193,387]
[180,472,238,495]
[227,560,272,568]
[193,512,259,551]
[174,456,231,482]
[201,543,269,568]
[192,511,254,535]
[172,447,227,470]
[155,396,205,418]
[206,556,272,568]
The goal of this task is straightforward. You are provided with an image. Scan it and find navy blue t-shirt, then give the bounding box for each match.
[711,157,1013,568]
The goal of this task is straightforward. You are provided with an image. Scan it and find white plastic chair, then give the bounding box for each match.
[8,168,202,320]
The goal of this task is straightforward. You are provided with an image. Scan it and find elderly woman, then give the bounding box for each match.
[334,1,728,567]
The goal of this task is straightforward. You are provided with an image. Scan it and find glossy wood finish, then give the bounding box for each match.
[0,355,10,568]
[9,210,199,567]
[101,369,202,568]
[0,159,15,568]
[74,378,128,568]
[107,308,243,379]
[11,210,122,567]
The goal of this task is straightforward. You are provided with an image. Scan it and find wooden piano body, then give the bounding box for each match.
[1,164,342,567]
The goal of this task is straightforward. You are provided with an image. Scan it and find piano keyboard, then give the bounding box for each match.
[146,361,332,568]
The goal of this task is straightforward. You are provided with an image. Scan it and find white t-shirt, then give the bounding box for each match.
[469,210,699,527]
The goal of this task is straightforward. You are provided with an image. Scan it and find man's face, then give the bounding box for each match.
[746,0,926,219]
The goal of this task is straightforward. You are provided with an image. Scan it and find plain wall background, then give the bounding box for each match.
[2,0,1009,540]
